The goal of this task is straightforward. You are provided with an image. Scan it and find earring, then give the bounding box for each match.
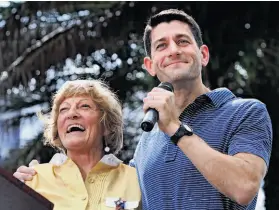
[104,146,110,153]
[104,141,110,154]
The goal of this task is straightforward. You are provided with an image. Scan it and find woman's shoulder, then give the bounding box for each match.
[25,163,56,189]
[118,163,136,172]
[114,163,138,183]
[32,163,56,177]
[101,154,137,175]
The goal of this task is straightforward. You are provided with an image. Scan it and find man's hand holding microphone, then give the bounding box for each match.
[141,82,181,136]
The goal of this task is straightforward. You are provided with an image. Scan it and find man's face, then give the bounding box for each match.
[144,20,209,84]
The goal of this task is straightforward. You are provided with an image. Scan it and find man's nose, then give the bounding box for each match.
[168,41,181,57]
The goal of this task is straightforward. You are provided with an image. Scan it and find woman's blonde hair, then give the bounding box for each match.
[40,79,123,154]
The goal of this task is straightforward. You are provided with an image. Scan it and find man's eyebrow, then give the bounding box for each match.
[153,37,166,47]
[153,34,192,47]
[175,34,191,40]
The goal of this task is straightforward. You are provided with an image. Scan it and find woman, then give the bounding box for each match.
[14,79,141,210]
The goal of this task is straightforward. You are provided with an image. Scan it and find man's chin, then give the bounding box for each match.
[168,72,199,83]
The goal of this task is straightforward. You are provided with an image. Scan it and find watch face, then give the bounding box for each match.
[171,123,193,145]
[183,124,193,132]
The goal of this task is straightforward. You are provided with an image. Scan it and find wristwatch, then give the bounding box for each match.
[170,123,193,145]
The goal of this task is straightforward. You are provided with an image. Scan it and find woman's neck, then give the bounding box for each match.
[67,147,103,180]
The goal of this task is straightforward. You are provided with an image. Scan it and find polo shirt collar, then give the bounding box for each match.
[204,88,236,108]
[179,88,236,119]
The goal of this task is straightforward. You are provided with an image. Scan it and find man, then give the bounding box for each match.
[129,9,272,210]
[14,9,272,210]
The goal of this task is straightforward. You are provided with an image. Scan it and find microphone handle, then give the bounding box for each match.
[140,108,158,132]
[140,82,173,132]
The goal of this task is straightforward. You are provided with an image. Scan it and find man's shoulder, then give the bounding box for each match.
[210,87,261,106]
[230,97,268,116]
[223,97,272,131]
[231,97,265,107]
[208,92,271,129]
[205,88,266,113]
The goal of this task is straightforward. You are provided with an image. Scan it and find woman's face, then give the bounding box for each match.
[57,95,105,152]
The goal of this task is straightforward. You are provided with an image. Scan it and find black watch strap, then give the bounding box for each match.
[170,123,193,145]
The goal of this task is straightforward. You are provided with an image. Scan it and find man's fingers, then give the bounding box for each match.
[28,159,39,167]
[13,171,34,182]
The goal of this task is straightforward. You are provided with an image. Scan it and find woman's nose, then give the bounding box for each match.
[66,107,80,119]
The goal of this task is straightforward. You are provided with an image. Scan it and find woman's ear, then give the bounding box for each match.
[104,128,110,136]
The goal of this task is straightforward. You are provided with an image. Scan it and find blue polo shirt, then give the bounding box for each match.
[130,88,272,210]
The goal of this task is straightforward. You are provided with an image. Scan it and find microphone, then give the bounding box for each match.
[141,82,174,132]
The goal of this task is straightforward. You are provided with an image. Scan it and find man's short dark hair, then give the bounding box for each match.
[143,9,203,57]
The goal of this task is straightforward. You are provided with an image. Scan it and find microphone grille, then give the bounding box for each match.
[158,82,174,92]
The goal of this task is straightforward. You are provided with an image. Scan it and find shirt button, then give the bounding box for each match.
[88,177,95,183]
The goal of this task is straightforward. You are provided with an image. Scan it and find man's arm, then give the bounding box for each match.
[176,133,266,205]
[129,140,141,168]
[168,102,272,206]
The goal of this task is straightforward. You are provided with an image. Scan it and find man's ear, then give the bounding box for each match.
[200,45,210,67]
[144,57,156,76]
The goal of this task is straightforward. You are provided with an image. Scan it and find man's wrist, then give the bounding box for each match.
[169,122,194,145]
[165,121,181,136]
